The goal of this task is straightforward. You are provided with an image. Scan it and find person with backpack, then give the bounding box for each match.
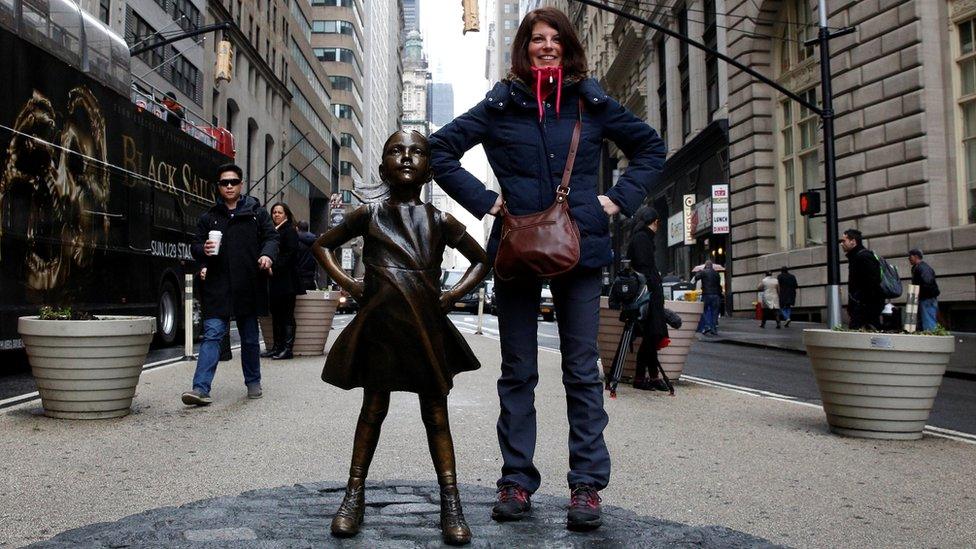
[909,249,940,331]
[625,206,670,392]
[841,228,883,330]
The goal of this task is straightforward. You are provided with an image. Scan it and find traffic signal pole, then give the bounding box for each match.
[568,0,853,327]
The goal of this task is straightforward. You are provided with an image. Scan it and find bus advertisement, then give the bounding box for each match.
[0,8,229,355]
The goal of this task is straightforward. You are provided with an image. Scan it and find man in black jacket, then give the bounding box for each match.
[181,164,279,406]
[295,220,318,291]
[777,266,798,327]
[693,261,722,335]
[841,228,882,330]
[909,249,940,331]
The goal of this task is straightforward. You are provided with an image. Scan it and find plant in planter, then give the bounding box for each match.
[18,306,155,419]
[803,325,955,440]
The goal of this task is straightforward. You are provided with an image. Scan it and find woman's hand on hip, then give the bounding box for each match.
[598,195,621,216]
[488,196,504,217]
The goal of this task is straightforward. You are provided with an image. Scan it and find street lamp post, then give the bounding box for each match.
[567,0,853,327]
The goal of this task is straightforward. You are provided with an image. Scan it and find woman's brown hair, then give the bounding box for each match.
[509,7,587,83]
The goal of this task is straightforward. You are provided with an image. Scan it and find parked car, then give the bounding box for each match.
[336,289,358,314]
[441,269,485,313]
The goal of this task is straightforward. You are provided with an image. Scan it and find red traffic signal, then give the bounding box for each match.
[799,191,821,216]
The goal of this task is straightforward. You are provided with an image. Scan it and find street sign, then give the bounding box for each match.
[341,248,353,271]
[329,205,345,227]
[799,190,821,216]
[691,198,712,236]
[682,194,696,245]
[667,212,683,247]
[712,184,730,234]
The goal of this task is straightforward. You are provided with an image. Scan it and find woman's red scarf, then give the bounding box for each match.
[530,65,563,121]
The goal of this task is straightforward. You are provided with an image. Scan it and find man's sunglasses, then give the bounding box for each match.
[218,178,242,187]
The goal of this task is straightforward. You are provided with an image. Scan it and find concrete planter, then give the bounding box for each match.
[18,316,155,419]
[598,297,704,382]
[261,291,340,356]
[803,329,955,440]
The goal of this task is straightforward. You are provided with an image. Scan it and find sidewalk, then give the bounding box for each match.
[702,317,812,353]
[2,331,974,548]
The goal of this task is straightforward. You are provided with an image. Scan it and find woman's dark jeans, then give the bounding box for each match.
[494,267,610,493]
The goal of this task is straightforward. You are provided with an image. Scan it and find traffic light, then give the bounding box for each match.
[799,190,821,216]
[215,40,233,83]
[462,0,480,34]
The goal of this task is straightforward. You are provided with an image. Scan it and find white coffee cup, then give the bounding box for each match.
[208,230,222,255]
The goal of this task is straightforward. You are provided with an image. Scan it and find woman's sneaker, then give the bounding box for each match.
[491,483,531,521]
[567,484,602,531]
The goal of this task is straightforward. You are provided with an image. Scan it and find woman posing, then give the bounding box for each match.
[263,202,305,359]
[429,7,666,531]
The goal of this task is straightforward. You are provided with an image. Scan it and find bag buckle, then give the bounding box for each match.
[555,186,570,202]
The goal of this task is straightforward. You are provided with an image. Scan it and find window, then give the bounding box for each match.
[329,75,355,91]
[779,0,815,74]
[656,38,667,145]
[314,47,360,74]
[956,16,976,222]
[312,19,354,35]
[171,54,201,103]
[126,9,166,71]
[290,124,330,181]
[704,0,719,120]
[291,38,332,111]
[290,0,311,41]
[99,0,110,24]
[334,103,353,119]
[504,3,512,14]
[504,20,513,30]
[504,36,512,46]
[778,89,824,248]
[677,6,690,139]
[170,0,201,31]
[312,0,353,5]
[289,81,332,142]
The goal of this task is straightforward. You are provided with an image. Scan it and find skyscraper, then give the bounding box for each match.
[402,0,419,32]
[429,83,454,126]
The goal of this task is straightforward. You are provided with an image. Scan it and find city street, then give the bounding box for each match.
[2,323,974,548]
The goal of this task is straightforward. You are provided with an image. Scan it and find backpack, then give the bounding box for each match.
[608,269,646,310]
[874,252,903,299]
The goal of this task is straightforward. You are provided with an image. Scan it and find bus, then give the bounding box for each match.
[0,0,233,356]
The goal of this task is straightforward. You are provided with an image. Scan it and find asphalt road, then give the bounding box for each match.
[3,311,974,437]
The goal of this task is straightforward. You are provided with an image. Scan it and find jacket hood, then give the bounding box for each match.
[485,77,609,111]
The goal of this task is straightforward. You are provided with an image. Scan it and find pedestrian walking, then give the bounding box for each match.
[626,206,670,392]
[693,261,722,334]
[261,202,305,360]
[181,164,278,406]
[758,271,781,329]
[777,266,798,327]
[841,228,883,330]
[311,130,489,545]
[429,6,666,531]
[296,220,318,291]
[909,248,940,331]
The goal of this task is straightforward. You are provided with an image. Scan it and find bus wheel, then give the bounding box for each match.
[156,281,180,345]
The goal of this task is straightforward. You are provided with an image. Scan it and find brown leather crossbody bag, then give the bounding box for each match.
[494,101,583,281]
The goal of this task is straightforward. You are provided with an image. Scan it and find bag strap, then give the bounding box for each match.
[555,99,584,204]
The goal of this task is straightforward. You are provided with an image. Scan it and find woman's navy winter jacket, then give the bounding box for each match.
[429,77,666,269]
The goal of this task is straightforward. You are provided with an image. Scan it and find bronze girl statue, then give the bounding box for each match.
[311,130,488,545]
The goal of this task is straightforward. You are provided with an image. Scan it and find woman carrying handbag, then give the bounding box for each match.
[429,7,665,532]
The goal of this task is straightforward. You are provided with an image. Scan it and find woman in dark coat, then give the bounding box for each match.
[429,7,666,530]
[262,202,305,360]
[626,207,670,392]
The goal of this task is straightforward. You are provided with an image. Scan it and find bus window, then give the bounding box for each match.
[0,0,15,31]
[82,11,112,84]
[48,0,82,63]
[109,32,132,94]
[20,0,52,47]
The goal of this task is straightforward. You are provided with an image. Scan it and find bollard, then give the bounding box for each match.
[184,274,194,359]
[475,287,484,335]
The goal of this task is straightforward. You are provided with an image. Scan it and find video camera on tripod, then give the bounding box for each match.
[605,260,680,398]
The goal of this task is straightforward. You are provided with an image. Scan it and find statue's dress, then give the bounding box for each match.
[319,201,480,395]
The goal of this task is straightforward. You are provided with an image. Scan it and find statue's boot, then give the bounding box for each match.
[331,477,365,537]
[440,484,472,546]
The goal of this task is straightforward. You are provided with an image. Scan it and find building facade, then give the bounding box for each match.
[429,82,455,126]
[401,29,429,136]
[362,0,404,200]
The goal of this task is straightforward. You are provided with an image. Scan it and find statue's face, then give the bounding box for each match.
[0,87,109,293]
[380,131,430,189]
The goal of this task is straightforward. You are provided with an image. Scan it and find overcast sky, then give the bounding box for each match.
[419,0,490,183]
